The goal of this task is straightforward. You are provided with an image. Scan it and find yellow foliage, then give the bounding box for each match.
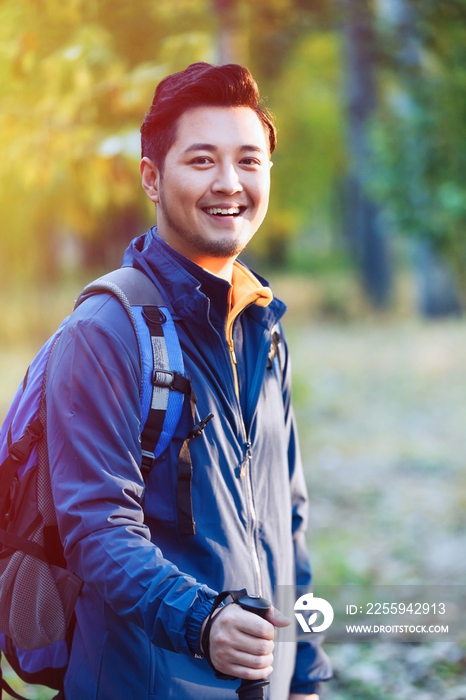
[0,0,345,283]
[0,0,216,285]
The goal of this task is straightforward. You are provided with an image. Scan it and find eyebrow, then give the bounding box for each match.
[183,143,265,154]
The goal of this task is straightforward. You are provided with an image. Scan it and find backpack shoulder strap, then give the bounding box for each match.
[267,323,283,382]
[76,267,165,391]
[83,266,166,306]
[75,266,200,536]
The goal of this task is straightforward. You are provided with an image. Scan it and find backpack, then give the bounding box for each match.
[0,266,199,700]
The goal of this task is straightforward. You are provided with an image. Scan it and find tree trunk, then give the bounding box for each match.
[212,0,244,65]
[341,0,392,307]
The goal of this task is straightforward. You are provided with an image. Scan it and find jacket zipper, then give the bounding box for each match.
[227,337,240,398]
[240,439,262,596]
[227,316,262,596]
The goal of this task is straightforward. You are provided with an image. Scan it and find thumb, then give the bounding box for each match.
[266,606,291,628]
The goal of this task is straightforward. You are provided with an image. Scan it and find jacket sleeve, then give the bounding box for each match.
[279,327,333,694]
[46,293,216,657]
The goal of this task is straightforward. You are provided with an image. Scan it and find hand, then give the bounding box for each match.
[202,604,290,681]
[288,695,319,700]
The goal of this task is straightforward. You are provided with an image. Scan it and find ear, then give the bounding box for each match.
[140,157,161,203]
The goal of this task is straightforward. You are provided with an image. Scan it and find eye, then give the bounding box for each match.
[190,156,213,165]
[240,157,261,167]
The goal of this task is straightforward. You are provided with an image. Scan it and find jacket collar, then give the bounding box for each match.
[122,227,286,328]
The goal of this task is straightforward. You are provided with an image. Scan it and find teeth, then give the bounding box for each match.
[205,207,241,216]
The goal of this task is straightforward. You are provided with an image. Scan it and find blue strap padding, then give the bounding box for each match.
[132,306,153,428]
[154,307,185,459]
[132,305,185,459]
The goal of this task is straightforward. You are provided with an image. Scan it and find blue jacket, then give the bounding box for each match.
[46,229,331,699]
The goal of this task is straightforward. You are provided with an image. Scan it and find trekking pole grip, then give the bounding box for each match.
[234,594,272,700]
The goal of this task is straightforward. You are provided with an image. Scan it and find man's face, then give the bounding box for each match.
[141,106,272,274]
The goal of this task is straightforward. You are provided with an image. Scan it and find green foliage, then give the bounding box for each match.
[250,31,346,263]
[369,0,466,301]
[322,642,466,699]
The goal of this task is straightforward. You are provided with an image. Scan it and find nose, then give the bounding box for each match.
[212,162,243,194]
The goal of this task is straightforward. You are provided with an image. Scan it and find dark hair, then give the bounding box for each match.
[140,62,276,169]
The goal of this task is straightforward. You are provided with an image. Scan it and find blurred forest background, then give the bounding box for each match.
[2,0,466,698]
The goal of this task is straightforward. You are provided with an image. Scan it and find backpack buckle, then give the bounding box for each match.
[9,420,43,463]
[189,412,214,439]
[141,450,155,477]
[153,369,175,388]
[152,370,192,395]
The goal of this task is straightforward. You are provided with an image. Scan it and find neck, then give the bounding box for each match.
[195,257,234,283]
[155,226,235,283]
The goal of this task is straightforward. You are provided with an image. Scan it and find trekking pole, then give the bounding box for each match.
[234,594,272,700]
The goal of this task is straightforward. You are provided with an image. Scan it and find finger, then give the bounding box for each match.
[226,664,274,682]
[214,646,274,672]
[265,606,291,628]
[215,605,275,641]
[232,634,274,657]
[235,609,275,640]
[213,623,274,657]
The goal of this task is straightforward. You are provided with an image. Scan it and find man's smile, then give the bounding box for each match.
[202,205,246,217]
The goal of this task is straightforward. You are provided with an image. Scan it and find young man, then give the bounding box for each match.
[47,62,331,699]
